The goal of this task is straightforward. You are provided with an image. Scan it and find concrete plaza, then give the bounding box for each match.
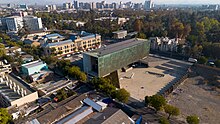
[119,56,192,101]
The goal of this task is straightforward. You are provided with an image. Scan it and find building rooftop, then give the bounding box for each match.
[81,34,101,40]
[57,106,93,124]
[112,30,127,34]
[84,107,133,124]
[6,16,21,19]
[45,33,64,39]
[21,60,46,69]
[83,98,102,112]
[35,94,87,124]
[0,73,35,102]
[84,38,148,57]
[46,39,73,47]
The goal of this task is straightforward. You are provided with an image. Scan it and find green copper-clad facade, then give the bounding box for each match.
[83,38,150,77]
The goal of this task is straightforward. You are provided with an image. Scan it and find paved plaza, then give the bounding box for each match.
[119,56,192,101]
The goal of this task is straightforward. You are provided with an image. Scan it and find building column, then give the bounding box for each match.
[0,77,3,83]
[17,85,20,95]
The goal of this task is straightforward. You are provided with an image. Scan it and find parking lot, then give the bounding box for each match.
[119,56,192,101]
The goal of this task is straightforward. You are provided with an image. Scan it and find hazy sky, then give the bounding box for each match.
[0,0,219,5]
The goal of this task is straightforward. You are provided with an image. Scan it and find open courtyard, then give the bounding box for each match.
[119,56,192,101]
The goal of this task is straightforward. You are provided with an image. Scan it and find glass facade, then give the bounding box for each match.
[97,41,150,77]
[83,39,150,77]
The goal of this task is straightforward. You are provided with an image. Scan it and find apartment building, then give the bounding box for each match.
[23,16,43,31]
[4,16,43,32]
[44,39,75,56]
[43,33,101,56]
[74,34,101,51]
[5,16,23,32]
[149,37,182,52]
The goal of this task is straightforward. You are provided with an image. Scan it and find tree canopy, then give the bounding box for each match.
[0,43,5,58]
[145,94,166,112]
[68,66,87,81]
[0,108,12,124]
[186,115,200,124]
[91,78,130,103]
[164,104,180,119]
[115,88,130,103]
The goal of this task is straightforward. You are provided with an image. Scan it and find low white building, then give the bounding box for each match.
[0,73,38,108]
[76,21,86,27]
[149,37,180,52]
[112,30,127,39]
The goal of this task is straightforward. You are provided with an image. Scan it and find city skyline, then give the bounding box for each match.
[0,0,220,5]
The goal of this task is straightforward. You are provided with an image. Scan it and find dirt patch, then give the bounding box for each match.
[167,76,220,124]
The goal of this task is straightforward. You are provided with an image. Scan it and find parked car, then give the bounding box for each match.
[188,58,197,63]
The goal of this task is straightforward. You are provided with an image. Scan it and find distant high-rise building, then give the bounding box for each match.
[84,3,91,9]
[79,2,84,9]
[51,5,57,11]
[63,3,68,9]
[5,16,23,32]
[63,2,73,10]
[19,4,28,10]
[0,18,7,30]
[119,1,123,8]
[7,4,11,8]
[144,0,153,10]
[208,5,219,10]
[11,11,28,17]
[23,16,43,31]
[46,5,57,11]
[133,3,143,10]
[5,15,43,32]
[96,2,103,9]
[73,0,79,9]
[112,3,119,9]
[91,2,97,9]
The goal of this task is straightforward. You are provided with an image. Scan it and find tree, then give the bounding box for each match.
[0,33,10,41]
[145,94,166,112]
[198,56,207,64]
[195,22,206,43]
[159,117,170,124]
[0,43,5,58]
[90,78,129,103]
[41,56,58,65]
[136,33,146,39]
[164,104,180,119]
[145,96,150,107]
[115,88,130,103]
[186,115,199,124]
[56,89,68,102]
[214,59,220,68]
[183,24,191,39]
[68,66,87,81]
[0,108,12,124]
[134,19,143,32]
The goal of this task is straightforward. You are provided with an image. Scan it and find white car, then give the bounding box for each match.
[188,58,197,63]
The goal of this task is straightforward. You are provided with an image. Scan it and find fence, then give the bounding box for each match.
[157,67,190,97]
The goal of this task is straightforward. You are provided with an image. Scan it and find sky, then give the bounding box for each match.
[0,0,219,5]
